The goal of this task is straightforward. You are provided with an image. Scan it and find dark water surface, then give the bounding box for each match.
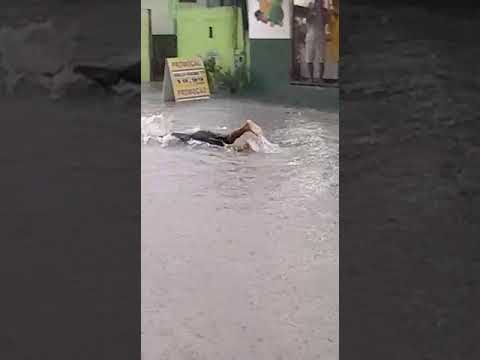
[142,84,339,360]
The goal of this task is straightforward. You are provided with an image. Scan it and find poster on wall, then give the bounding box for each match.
[247,0,292,39]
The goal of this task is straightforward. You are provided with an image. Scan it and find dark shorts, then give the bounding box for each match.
[172,131,230,147]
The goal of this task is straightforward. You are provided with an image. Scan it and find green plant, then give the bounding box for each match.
[204,57,222,93]
[204,57,249,94]
[216,63,249,94]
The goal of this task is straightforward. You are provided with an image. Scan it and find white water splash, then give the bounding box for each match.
[141,113,172,144]
[112,79,140,96]
[256,135,281,153]
[0,20,82,98]
[0,20,140,99]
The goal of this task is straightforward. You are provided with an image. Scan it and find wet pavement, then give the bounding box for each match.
[142,84,339,359]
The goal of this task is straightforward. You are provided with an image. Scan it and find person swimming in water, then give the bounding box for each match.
[171,119,264,149]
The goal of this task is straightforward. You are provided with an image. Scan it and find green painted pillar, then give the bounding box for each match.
[141,8,152,83]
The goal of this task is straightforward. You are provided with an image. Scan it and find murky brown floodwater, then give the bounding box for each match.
[142,84,338,360]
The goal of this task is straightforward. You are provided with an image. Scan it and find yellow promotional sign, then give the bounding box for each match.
[163,57,210,102]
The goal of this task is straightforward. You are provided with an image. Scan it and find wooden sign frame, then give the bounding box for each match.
[163,57,210,103]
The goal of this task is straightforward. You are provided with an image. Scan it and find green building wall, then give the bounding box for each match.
[141,9,151,82]
[248,39,338,111]
[176,6,240,73]
[142,2,243,83]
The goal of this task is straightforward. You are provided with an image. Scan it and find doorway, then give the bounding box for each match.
[290,0,339,86]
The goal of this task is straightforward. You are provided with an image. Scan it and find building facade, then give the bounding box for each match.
[141,0,339,109]
[141,0,178,81]
[246,0,339,109]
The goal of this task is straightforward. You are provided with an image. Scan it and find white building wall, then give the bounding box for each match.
[141,0,175,35]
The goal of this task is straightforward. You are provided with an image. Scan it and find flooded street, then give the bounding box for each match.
[142,84,338,359]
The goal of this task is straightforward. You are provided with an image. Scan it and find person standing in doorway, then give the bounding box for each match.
[324,0,339,83]
[293,16,307,81]
[305,0,328,82]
